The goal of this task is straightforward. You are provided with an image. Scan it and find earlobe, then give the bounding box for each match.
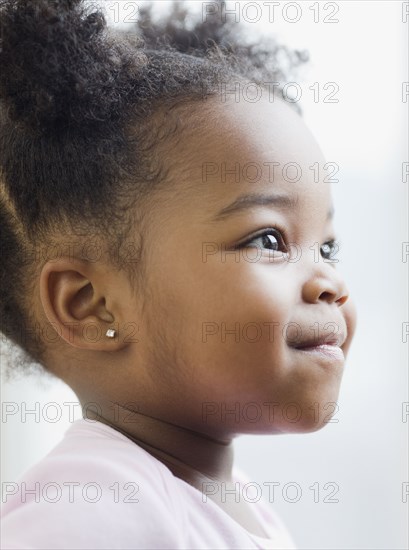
[39,257,125,351]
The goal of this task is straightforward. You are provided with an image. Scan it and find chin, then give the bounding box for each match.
[253,381,343,434]
[280,389,342,433]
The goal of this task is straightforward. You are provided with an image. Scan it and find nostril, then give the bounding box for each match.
[319,290,348,306]
[319,291,335,303]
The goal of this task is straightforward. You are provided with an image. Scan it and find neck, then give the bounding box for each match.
[77,390,235,491]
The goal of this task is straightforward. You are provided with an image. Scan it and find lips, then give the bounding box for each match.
[290,330,346,350]
[294,343,345,362]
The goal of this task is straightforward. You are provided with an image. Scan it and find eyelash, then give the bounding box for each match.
[236,226,340,261]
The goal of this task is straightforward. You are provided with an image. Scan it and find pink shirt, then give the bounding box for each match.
[1,419,297,549]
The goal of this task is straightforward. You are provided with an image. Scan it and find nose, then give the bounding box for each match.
[302,263,349,307]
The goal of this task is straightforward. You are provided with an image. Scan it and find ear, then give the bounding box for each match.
[39,256,127,351]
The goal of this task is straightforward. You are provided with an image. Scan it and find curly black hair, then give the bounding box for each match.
[0,0,308,374]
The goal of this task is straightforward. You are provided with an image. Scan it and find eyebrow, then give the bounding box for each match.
[210,192,295,222]
[211,193,334,222]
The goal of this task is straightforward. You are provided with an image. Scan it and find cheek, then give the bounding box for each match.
[168,263,295,388]
[341,297,357,357]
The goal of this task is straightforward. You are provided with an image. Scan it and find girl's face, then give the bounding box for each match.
[108,95,357,439]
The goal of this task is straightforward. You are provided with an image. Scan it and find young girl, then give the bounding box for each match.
[0,0,357,548]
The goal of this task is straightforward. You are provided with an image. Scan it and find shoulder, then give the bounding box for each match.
[1,420,187,549]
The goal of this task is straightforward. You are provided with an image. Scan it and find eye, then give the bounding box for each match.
[320,240,339,261]
[237,227,287,253]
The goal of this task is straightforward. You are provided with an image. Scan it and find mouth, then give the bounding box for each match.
[293,343,345,362]
[290,331,346,362]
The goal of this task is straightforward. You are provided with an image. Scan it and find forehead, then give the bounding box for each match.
[155,95,332,220]
[176,94,324,165]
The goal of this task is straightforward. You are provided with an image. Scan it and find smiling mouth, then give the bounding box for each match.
[293,343,345,361]
[291,329,346,349]
[289,330,346,362]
